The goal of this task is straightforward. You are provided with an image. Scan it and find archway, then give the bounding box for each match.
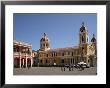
[89,55,94,67]
[14,57,20,68]
[21,58,26,68]
[27,58,31,67]
[61,58,64,66]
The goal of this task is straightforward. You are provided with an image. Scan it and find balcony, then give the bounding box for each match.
[14,52,32,56]
[14,52,19,55]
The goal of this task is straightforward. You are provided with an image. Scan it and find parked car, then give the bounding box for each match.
[74,64,81,68]
[78,62,90,68]
[79,64,90,68]
[82,64,90,68]
[70,64,75,68]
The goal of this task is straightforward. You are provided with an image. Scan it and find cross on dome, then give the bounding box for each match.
[44,33,47,37]
[82,22,84,27]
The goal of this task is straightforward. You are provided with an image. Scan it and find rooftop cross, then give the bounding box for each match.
[44,33,47,37]
[82,22,84,27]
[93,34,95,37]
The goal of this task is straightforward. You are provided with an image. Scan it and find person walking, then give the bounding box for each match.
[72,65,73,71]
[69,65,71,71]
[81,64,84,71]
[64,65,65,71]
[21,64,23,68]
[61,65,63,71]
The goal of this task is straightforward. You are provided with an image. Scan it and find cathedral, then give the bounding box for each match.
[33,22,97,67]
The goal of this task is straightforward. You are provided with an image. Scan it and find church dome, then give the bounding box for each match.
[91,34,96,42]
[40,33,49,42]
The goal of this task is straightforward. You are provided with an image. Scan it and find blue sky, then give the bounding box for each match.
[13,13,97,50]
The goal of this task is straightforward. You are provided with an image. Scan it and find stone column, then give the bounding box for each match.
[31,57,33,67]
[26,57,27,68]
[30,47,33,67]
[25,48,27,68]
[19,52,21,68]
[19,56,21,68]
[19,46,21,68]
[74,58,76,64]
[23,58,24,66]
[72,58,73,64]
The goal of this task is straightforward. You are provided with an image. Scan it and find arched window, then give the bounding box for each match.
[40,60,42,63]
[62,53,64,56]
[47,54,48,57]
[71,59,72,63]
[46,44,48,47]
[61,59,64,63]
[14,47,16,52]
[72,52,73,56]
[46,60,48,63]
[82,36,84,42]
[87,37,88,42]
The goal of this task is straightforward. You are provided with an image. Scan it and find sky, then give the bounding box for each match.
[13,13,97,50]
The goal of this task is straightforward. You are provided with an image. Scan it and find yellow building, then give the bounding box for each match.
[34,22,97,67]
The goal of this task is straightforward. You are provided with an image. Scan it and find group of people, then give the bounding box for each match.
[61,64,85,71]
[61,65,73,71]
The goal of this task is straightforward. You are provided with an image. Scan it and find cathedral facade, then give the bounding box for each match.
[33,22,97,67]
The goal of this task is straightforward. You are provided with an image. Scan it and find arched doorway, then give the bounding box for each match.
[21,58,26,68]
[14,57,20,68]
[27,58,31,67]
[61,57,64,66]
[90,58,93,67]
[45,59,48,66]
[89,55,94,67]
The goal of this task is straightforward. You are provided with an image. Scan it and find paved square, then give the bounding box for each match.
[14,67,97,75]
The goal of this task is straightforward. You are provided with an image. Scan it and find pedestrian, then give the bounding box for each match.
[61,66,63,71]
[82,66,84,70]
[64,66,65,71]
[81,64,84,71]
[22,65,24,68]
[72,66,73,71]
[69,66,71,71]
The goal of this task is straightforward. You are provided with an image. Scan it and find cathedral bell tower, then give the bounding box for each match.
[40,33,51,51]
[79,22,89,61]
[91,34,97,55]
[79,22,89,45]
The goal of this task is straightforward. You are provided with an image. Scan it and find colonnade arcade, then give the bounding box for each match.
[14,57,32,68]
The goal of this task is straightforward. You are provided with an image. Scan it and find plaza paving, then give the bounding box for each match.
[14,67,97,75]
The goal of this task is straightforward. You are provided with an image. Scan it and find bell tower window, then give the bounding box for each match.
[82,36,84,43]
[87,37,88,42]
